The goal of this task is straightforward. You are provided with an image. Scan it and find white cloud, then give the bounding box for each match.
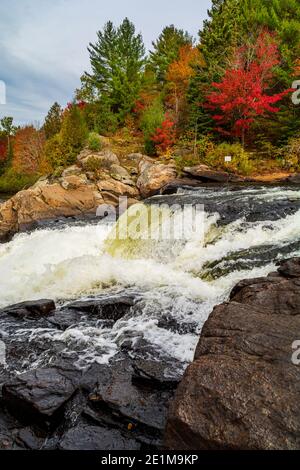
[0,0,211,125]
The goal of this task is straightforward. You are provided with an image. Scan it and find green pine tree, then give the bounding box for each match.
[43,102,63,139]
[83,18,146,126]
[60,105,88,165]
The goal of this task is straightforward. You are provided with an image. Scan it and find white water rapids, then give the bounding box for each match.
[1,185,300,370]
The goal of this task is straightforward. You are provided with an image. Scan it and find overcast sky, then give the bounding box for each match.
[0,0,212,126]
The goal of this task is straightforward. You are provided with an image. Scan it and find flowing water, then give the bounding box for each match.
[1,184,300,375]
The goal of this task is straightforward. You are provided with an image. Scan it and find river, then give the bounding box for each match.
[0,184,300,374]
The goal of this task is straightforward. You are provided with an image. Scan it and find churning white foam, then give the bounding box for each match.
[1,193,300,368]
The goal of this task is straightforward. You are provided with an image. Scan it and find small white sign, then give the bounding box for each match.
[225,156,232,163]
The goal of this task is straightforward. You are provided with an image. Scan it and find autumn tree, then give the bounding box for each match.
[149,25,193,84]
[166,45,205,124]
[206,31,291,145]
[189,0,300,144]
[43,102,63,139]
[13,126,45,174]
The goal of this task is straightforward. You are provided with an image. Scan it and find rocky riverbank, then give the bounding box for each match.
[0,294,183,450]
[1,145,299,242]
[1,258,300,450]
[165,257,300,450]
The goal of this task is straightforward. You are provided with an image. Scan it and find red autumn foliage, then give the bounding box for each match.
[206,31,292,139]
[133,99,146,115]
[151,115,176,153]
[13,126,45,174]
[0,138,7,162]
[67,101,86,111]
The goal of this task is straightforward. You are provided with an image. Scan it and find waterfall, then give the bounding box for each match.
[0,185,300,371]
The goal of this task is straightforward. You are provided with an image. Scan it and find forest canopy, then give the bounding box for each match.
[1,0,300,192]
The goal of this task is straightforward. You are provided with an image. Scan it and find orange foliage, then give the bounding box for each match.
[167,45,204,91]
[13,126,46,174]
[166,45,205,120]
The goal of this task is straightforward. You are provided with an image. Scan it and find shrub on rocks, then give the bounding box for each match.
[87,132,103,152]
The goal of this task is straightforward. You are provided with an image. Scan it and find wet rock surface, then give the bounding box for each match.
[165,258,300,450]
[0,300,55,320]
[147,185,300,225]
[0,292,181,450]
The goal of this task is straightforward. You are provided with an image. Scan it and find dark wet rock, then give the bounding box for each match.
[58,423,140,450]
[17,427,46,450]
[0,352,178,450]
[119,338,185,381]
[46,309,90,330]
[132,358,180,390]
[63,294,135,322]
[146,186,300,226]
[158,315,198,336]
[165,258,300,450]
[277,257,300,279]
[2,367,80,425]
[82,359,173,434]
[0,300,55,320]
[0,403,24,449]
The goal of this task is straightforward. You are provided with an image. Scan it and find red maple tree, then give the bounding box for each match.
[206,31,292,144]
[151,115,176,153]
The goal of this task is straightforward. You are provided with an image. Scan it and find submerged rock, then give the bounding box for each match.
[165,258,300,450]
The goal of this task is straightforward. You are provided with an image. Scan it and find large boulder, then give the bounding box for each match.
[78,150,119,169]
[0,182,99,240]
[183,164,244,183]
[165,258,300,450]
[137,163,177,198]
[97,178,139,198]
[0,159,142,240]
[110,164,134,186]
